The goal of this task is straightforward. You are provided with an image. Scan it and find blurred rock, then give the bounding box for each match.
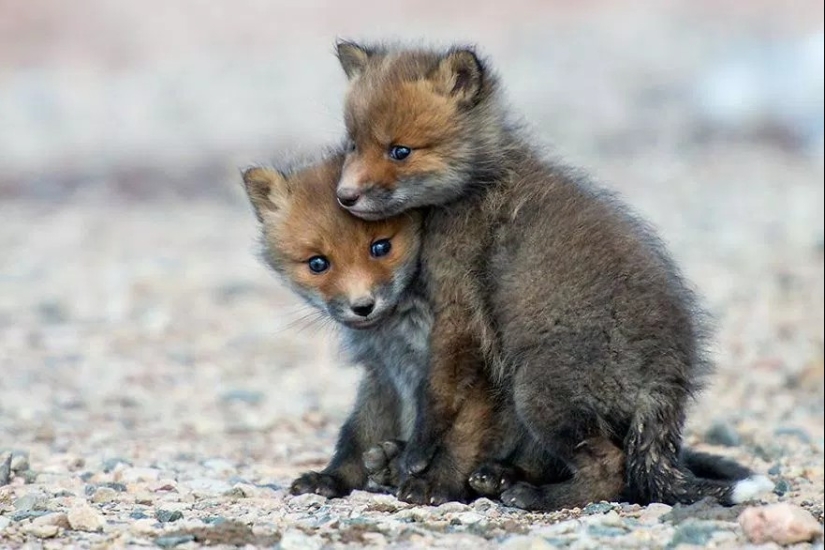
[739,503,823,545]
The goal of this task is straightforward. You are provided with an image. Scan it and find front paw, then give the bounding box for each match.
[396,466,470,506]
[363,439,405,490]
[401,440,439,476]
[468,462,517,497]
[500,481,545,510]
[290,471,348,498]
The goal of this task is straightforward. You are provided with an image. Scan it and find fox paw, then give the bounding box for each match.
[290,471,348,499]
[468,462,517,497]
[397,475,468,506]
[501,481,547,511]
[363,440,405,490]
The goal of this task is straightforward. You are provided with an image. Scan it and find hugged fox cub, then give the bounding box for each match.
[242,153,500,501]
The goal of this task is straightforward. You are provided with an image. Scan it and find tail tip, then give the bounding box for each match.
[731,475,775,504]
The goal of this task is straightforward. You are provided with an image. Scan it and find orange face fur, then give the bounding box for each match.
[335,43,496,220]
[243,154,422,329]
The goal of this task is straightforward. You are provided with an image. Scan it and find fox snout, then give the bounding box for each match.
[349,296,375,318]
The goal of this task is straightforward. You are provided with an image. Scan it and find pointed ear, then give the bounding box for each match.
[336,40,371,79]
[433,48,485,107]
[241,167,290,222]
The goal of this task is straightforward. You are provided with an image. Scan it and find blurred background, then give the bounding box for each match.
[0,0,822,522]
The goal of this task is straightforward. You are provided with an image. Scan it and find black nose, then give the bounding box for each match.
[337,187,361,207]
[351,298,375,317]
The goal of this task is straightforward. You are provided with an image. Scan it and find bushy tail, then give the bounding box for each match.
[625,398,773,506]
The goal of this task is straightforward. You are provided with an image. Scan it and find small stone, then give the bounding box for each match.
[280,529,323,550]
[739,503,823,545]
[67,501,105,532]
[118,467,161,483]
[156,509,184,523]
[583,501,616,515]
[155,534,196,548]
[91,486,118,503]
[471,497,497,512]
[587,524,627,537]
[499,535,557,550]
[202,458,235,472]
[288,493,326,508]
[25,522,59,538]
[668,520,722,548]
[435,501,469,514]
[102,457,132,473]
[455,511,485,525]
[130,511,149,520]
[0,453,11,486]
[705,421,741,447]
[103,482,127,492]
[773,479,791,496]
[0,516,10,531]
[131,518,159,535]
[11,510,49,521]
[220,389,264,405]
[10,453,29,472]
[31,512,69,530]
[638,503,673,524]
[183,478,232,496]
[14,492,47,512]
[768,464,782,476]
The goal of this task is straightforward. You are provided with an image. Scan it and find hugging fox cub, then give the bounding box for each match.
[240,41,772,510]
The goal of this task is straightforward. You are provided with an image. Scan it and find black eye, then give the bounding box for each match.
[308,256,330,273]
[388,145,411,161]
[370,239,392,258]
[346,140,356,153]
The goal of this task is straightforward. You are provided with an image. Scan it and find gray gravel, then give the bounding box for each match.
[0,1,823,548]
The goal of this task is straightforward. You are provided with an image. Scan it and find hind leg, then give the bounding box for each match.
[503,351,627,511]
[501,437,625,510]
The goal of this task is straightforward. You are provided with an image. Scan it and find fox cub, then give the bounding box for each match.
[241,151,498,501]
[332,41,773,510]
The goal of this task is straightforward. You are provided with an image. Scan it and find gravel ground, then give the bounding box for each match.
[1,1,823,548]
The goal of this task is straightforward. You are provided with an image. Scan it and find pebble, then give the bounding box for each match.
[67,501,105,532]
[455,511,485,525]
[280,529,324,550]
[184,478,232,496]
[739,503,823,545]
[118,467,161,483]
[102,457,132,473]
[668,519,723,547]
[471,498,497,512]
[0,453,12,485]
[499,535,557,550]
[14,492,48,511]
[0,516,10,532]
[638,503,673,524]
[583,502,616,515]
[704,421,741,447]
[155,534,196,548]
[156,509,184,523]
[435,501,469,514]
[25,522,59,538]
[11,452,30,472]
[131,518,160,535]
[289,493,326,508]
[91,486,118,503]
[774,479,792,496]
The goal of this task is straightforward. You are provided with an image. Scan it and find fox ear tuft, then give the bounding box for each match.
[435,48,485,107]
[241,167,290,222]
[336,40,371,79]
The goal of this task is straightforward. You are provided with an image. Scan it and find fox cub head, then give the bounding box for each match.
[335,41,504,220]
[242,153,422,329]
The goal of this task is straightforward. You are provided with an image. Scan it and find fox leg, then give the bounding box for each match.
[290,370,399,498]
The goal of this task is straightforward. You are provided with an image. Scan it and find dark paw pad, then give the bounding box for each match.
[501,482,543,510]
[290,471,346,498]
[468,463,515,497]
